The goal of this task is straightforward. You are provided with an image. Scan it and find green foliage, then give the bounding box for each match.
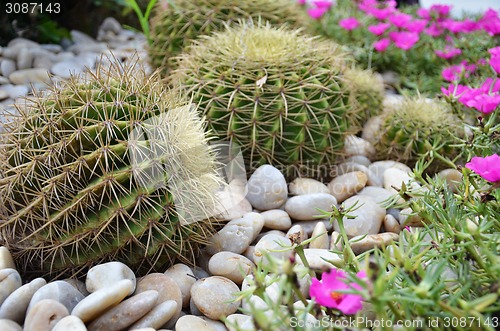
[148,0,308,76]
[309,0,499,96]
[236,164,499,330]
[171,21,382,179]
[0,57,223,279]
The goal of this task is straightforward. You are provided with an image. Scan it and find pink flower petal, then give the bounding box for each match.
[312,0,333,8]
[339,17,360,31]
[368,22,391,35]
[307,7,328,19]
[466,154,500,183]
[373,38,391,52]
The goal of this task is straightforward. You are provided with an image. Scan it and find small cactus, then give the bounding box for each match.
[363,96,464,170]
[0,56,223,279]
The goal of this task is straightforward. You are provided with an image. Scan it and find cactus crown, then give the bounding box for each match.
[0,56,223,279]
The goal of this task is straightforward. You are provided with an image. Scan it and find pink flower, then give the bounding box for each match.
[368,22,391,35]
[425,23,444,37]
[490,56,500,74]
[430,4,452,19]
[466,94,500,114]
[370,7,395,20]
[417,8,430,20]
[339,17,360,31]
[442,62,476,82]
[435,46,462,59]
[310,269,367,315]
[481,78,500,93]
[389,31,419,50]
[404,19,428,33]
[442,19,478,34]
[312,0,333,8]
[358,0,377,13]
[466,154,500,183]
[307,7,329,19]
[389,13,412,28]
[441,83,469,98]
[373,38,391,52]
[297,0,307,5]
[489,46,500,57]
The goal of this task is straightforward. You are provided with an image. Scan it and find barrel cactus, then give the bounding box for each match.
[0,57,223,279]
[362,97,464,170]
[149,0,307,76]
[171,22,368,179]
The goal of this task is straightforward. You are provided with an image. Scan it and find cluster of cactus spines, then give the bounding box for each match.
[0,56,223,279]
[363,97,464,170]
[341,67,384,131]
[148,0,307,76]
[171,21,365,179]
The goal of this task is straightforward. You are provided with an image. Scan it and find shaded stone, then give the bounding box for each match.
[350,233,399,255]
[71,279,133,323]
[86,261,136,295]
[0,277,46,324]
[52,315,87,331]
[308,221,329,249]
[285,193,337,221]
[0,268,22,306]
[164,264,195,308]
[260,209,292,230]
[129,300,178,330]
[328,171,367,203]
[190,276,241,320]
[288,178,329,195]
[332,196,385,237]
[87,290,159,331]
[24,299,69,331]
[246,165,287,211]
[208,252,255,285]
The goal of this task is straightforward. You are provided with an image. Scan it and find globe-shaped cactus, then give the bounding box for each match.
[171,21,369,179]
[0,57,223,279]
[148,0,307,76]
[363,96,464,171]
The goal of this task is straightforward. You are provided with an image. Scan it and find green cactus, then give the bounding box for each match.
[170,21,367,179]
[363,96,464,170]
[0,57,223,279]
[148,0,307,76]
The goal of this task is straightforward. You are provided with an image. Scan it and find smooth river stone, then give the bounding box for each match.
[0,319,22,331]
[175,315,217,331]
[0,277,46,323]
[331,162,370,177]
[9,68,50,85]
[71,279,133,322]
[87,290,159,331]
[135,273,182,325]
[253,234,293,266]
[164,264,195,308]
[383,214,401,233]
[357,186,395,208]
[437,168,463,193]
[399,207,426,226]
[332,196,385,237]
[198,316,228,331]
[308,221,329,249]
[328,171,367,203]
[0,247,15,270]
[86,261,136,295]
[208,252,255,284]
[190,276,241,320]
[284,193,337,221]
[28,281,84,315]
[129,300,178,330]
[350,233,400,255]
[225,314,255,331]
[24,299,69,331]
[260,209,292,230]
[343,135,376,159]
[296,249,343,269]
[245,165,288,211]
[52,315,87,331]
[293,220,332,236]
[0,269,22,306]
[368,160,411,187]
[288,178,329,195]
[384,167,420,195]
[207,212,264,255]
